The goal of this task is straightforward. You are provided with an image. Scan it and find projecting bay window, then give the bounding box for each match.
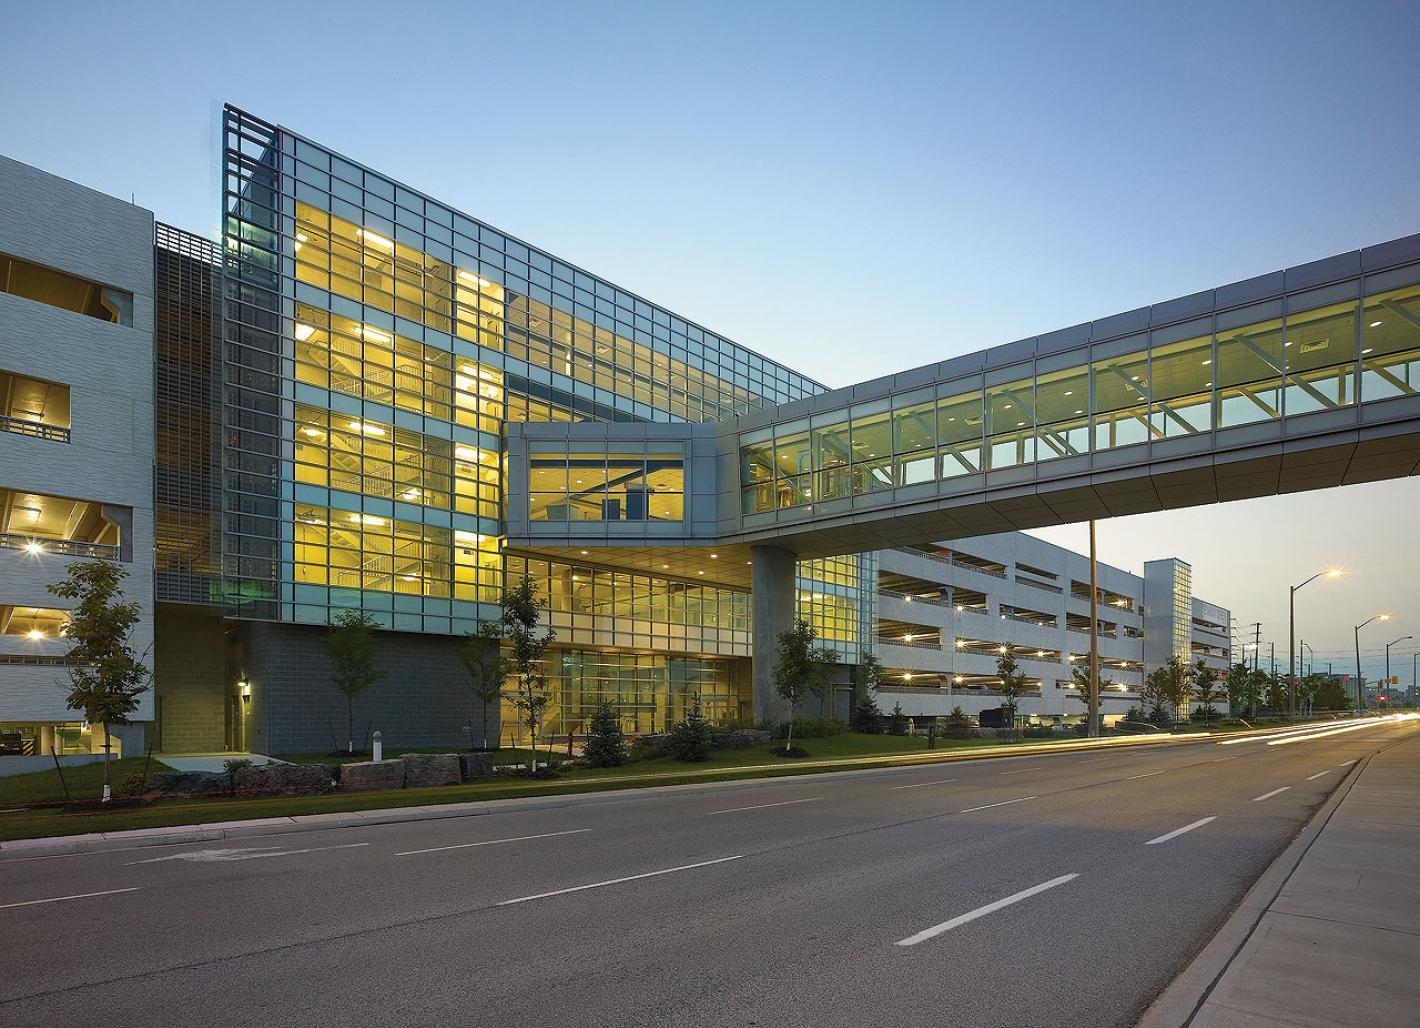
[529,454,684,522]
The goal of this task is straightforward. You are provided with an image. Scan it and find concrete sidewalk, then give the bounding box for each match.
[1141,733,1420,1028]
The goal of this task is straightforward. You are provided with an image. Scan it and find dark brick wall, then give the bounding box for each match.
[233,621,497,755]
[153,605,227,753]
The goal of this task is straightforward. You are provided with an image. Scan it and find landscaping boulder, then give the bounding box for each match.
[233,762,335,797]
[460,752,494,781]
[339,759,405,791]
[711,729,771,749]
[145,770,229,798]
[401,753,461,788]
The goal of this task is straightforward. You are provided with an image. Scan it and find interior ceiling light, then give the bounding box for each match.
[294,323,317,341]
[358,228,393,249]
[1370,320,1382,328]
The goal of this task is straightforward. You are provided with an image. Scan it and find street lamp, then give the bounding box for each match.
[1354,613,1392,714]
[1385,635,1412,709]
[1290,569,1342,720]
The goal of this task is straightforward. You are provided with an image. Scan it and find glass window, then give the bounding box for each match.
[1215,311,1283,427]
[1284,301,1357,415]
[1093,349,1149,449]
[1360,284,1420,402]
[772,430,811,507]
[937,390,983,478]
[892,400,936,484]
[849,410,892,494]
[1033,366,1089,460]
[1149,333,1213,437]
[985,377,1034,469]
[811,416,851,501]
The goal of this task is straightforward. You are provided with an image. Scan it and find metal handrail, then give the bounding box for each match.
[877,587,952,608]
[0,534,119,559]
[894,547,1008,579]
[0,414,70,443]
[875,635,943,650]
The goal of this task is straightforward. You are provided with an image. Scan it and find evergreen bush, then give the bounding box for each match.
[583,700,628,767]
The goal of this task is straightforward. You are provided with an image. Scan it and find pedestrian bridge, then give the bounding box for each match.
[505,230,1420,584]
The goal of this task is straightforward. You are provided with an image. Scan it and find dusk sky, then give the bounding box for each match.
[3,0,1416,681]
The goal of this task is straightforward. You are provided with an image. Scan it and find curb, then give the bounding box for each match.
[1135,750,1372,1027]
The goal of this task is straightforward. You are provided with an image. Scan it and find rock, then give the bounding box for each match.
[146,770,229,797]
[401,753,461,788]
[233,763,335,796]
[339,759,405,791]
[460,752,494,781]
[711,729,771,749]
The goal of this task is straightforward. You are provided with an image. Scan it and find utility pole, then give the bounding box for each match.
[1087,520,1100,738]
[1250,622,1262,718]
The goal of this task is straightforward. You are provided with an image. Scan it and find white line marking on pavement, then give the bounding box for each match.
[126,843,368,865]
[1127,770,1165,780]
[0,887,139,910]
[999,767,1040,775]
[708,797,823,815]
[397,828,590,856]
[1339,759,1357,767]
[1145,817,1217,845]
[958,796,1036,814]
[1306,771,1331,781]
[895,874,1079,946]
[1079,757,1112,764]
[891,778,959,791]
[1253,787,1290,802]
[498,855,743,906]
[1211,756,1239,762]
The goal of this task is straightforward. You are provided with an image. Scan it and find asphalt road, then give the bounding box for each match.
[2,718,1415,1028]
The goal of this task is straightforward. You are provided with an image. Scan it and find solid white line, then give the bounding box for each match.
[1306,771,1331,781]
[959,796,1036,814]
[498,855,743,906]
[891,778,959,791]
[1127,770,1165,780]
[0,887,139,911]
[126,842,369,865]
[397,829,589,856]
[708,797,823,815]
[895,874,1079,946]
[1339,759,1357,767]
[1253,787,1290,802]
[1145,817,1217,846]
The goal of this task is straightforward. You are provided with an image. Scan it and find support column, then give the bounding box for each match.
[751,544,797,725]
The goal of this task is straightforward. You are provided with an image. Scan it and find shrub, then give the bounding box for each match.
[583,700,628,767]
[115,771,149,799]
[667,695,714,762]
[628,735,662,762]
[222,757,254,795]
[850,688,884,734]
[774,716,845,739]
[1022,726,1054,739]
[942,706,973,740]
[887,702,909,736]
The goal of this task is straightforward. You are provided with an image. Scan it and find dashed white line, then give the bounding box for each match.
[1145,817,1217,846]
[1253,787,1291,802]
[0,887,139,911]
[707,797,823,815]
[1306,771,1331,781]
[498,855,743,906]
[1339,759,1357,767]
[890,778,959,791]
[397,828,589,856]
[895,874,1079,946]
[1211,756,1239,762]
[999,766,1040,776]
[959,796,1036,814]
[1127,770,1165,780]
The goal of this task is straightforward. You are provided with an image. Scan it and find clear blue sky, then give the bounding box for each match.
[3,0,1417,681]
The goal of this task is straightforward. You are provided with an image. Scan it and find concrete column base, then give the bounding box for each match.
[752,544,797,725]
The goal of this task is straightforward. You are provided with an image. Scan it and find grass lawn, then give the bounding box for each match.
[274,746,563,768]
[0,757,174,807]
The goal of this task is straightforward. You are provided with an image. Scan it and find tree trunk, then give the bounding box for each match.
[347,696,354,755]
[101,726,112,803]
[482,700,489,751]
[784,698,795,754]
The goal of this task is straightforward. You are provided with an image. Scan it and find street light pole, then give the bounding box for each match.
[1385,635,1412,709]
[1088,520,1100,738]
[1289,569,1341,721]
[1354,614,1392,715]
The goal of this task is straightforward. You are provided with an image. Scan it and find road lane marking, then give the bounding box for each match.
[1339,759,1357,767]
[498,855,743,906]
[1127,770,1165,780]
[397,828,589,856]
[999,767,1040,775]
[958,796,1036,814]
[891,779,959,791]
[0,887,139,910]
[707,797,823,815]
[1078,757,1112,764]
[1211,756,1239,762]
[126,843,368,865]
[1306,771,1330,781]
[895,874,1079,946]
[1145,817,1217,846]
[1253,787,1291,802]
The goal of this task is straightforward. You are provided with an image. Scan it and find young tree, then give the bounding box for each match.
[458,620,506,751]
[1069,662,1114,708]
[322,610,383,755]
[1140,667,1174,725]
[771,617,839,754]
[887,701,909,736]
[942,705,973,740]
[995,644,1031,737]
[483,578,555,775]
[48,561,150,803]
[1193,659,1225,720]
[1311,675,1352,712]
[1225,661,1254,717]
[667,693,714,761]
[850,652,885,734]
[583,699,628,767]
